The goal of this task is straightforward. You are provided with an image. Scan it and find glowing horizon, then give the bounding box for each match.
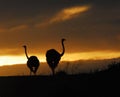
[0,51,120,66]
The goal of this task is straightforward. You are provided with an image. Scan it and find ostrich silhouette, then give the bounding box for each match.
[23,45,40,75]
[46,38,66,76]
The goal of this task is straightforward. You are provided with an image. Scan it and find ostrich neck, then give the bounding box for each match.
[25,47,29,59]
[60,41,65,57]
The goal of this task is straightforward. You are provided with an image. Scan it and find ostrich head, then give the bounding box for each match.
[23,45,26,48]
[62,38,66,42]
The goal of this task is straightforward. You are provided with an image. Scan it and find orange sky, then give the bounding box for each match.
[0,0,120,66]
[0,51,120,66]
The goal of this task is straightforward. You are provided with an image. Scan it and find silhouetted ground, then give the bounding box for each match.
[0,62,120,97]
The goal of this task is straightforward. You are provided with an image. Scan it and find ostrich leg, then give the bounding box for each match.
[52,68,55,76]
[30,70,32,76]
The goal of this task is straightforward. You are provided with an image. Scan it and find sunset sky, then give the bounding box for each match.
[0,0,120,66]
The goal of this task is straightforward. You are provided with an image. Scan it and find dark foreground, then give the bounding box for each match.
[0,63,120,97]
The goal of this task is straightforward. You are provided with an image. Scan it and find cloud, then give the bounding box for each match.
[0,28,6,33]
[49,5,91,23]
[0,24,29,33]
[9,25,29,32]
[0,0,119,57]
[35,5,91,28]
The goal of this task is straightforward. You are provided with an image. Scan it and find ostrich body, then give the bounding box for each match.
[46,38,66,75]
[23,45,40,75]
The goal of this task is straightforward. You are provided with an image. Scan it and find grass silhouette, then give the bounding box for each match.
[0,62,120,97]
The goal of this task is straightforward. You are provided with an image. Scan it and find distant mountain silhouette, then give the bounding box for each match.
[0,57,120,76]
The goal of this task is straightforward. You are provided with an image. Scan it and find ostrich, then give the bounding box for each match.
[23,45,40,76]
[46,38,66,76]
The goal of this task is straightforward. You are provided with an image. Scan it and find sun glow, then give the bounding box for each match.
[0,55,45,66]
[0,51,120,66]
[62,51,120,61]
[0,56,25,66]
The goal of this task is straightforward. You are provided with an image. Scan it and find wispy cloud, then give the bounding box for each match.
[0,28,6,33]
[50,5,91,23]
[36,5,91,28]
[9,25,29,32]
[0,24,29,33]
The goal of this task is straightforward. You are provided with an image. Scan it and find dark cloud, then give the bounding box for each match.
[0,0,119,56]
